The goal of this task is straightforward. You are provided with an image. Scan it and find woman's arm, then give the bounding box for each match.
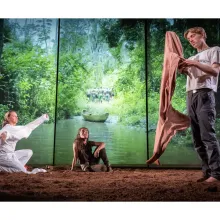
[71,143,78,170]
[25,114,49,131]
[93,141,105,158]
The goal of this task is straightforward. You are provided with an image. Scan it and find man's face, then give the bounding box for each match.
[186,31,205,49]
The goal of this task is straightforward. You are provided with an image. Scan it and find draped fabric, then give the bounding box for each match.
[146,31,190,165]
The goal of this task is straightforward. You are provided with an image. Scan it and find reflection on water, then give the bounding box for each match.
[54,117,147,165]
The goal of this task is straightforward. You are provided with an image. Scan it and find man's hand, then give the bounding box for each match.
[179,58,198,68]
[178,58,194,78]
[178,65,192,78]
[180,67,192,78]
[198,75,211,83]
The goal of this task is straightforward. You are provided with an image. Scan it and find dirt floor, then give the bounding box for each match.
[1,166,220,201]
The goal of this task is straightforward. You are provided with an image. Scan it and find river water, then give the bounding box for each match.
[17,117,146,165]
[54,117,147,165]
[16,117,201,166]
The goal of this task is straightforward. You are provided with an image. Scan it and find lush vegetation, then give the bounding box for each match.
[58,19,146,127]
[0,19,57,124]
[1,18,219,132]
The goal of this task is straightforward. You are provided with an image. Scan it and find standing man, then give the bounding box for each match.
[180,27,220,183]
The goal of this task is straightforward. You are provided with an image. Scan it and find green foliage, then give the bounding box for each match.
[147,92,160,126]
[112,37,146,126]
[0,19,56,124]
[56,19,146,127]
[99,19,123,48]
[57,52,90,119]
[0,104,9,123]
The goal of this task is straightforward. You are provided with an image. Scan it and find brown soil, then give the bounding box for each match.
[1,166,220,201]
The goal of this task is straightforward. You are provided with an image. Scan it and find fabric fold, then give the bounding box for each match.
[147,31,190,165]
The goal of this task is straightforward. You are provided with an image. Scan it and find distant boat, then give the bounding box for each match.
[82,110,109,123]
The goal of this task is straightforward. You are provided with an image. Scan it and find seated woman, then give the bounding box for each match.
[71,127,113,172]
[0,111,49,174]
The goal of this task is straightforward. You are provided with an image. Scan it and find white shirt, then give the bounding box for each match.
[0,115,49,153]
[186,46,220,92]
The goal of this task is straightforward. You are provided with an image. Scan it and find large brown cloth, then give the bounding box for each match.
[146,31,190,165]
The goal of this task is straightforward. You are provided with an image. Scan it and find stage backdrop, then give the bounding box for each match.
[54,19,147,165]
[1,19,219,167]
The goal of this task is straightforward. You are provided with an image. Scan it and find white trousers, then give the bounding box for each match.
[0,149,47,174]
[15,149,33,166]
[0,149,32,173]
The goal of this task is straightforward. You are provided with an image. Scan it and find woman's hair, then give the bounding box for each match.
[2,110,15,128]
[74,127,89,151]
[184,27,207,39]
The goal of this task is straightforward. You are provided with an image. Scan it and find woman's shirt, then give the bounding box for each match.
[0,125,21,153]
[0,115,49,153]
[76,140,96,164]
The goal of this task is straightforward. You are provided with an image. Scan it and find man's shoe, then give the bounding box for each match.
[197,176,209,182]
[106,166,113,172]
[205,177,219,183]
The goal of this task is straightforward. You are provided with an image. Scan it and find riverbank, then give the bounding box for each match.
[1,167,220,201]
